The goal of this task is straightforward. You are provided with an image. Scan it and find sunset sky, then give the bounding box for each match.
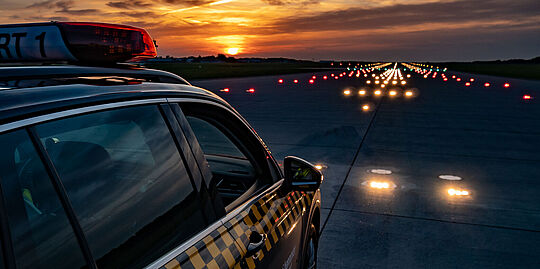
[2,0,539,61]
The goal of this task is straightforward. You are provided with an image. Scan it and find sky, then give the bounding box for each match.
[1,0,539,61]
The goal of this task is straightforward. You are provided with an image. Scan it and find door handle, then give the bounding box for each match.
[246,232,266,257]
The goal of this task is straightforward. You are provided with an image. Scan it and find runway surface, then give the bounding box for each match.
[192,63,540,268]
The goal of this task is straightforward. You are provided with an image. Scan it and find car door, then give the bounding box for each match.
[172,101,312,269]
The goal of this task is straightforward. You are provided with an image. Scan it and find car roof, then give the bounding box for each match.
[0,65,230,125]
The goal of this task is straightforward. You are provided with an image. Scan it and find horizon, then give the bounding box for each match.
[2,0,539,61]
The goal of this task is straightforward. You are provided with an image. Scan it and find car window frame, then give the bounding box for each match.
[169,99,283,215]
[0,98,216,269]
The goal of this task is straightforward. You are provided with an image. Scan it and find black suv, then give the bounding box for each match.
[0,22,322,269]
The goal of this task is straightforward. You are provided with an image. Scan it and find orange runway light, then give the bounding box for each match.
[343,89,352,95]
[362,104,370,111]
[447,188,470,196]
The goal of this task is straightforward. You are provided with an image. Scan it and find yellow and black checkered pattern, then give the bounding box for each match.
[161,190,315,269]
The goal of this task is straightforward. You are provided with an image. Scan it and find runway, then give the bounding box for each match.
[192,63,540,268]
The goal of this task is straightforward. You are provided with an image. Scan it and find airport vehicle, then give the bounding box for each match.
[0,22,322,269]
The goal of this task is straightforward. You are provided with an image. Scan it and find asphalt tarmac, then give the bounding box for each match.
[192,64,540,268]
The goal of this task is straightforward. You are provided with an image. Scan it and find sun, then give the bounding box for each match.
[226,48,239,55]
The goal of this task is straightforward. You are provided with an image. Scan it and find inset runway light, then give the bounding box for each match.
[278,79,283,84]
[484,83,490,87]
[447,188,470,196]
[503,83,510,88]
[389,90,397,96]
[362,104,370,111]
[359,90,366,95]
[370,181,390,189]
[439,175,462,181]
[220,88,230,92]
[246,88,255,93]
[370,169,392,175]
[314,164,327,170]
[523,95,532,100]
[343,89,351,95]
[374,90,382,96]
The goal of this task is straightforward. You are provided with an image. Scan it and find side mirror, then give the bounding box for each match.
[283,156,323,191]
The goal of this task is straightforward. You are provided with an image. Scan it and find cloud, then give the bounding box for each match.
[271,0,540,33]
[106,1,153,9]
[120,11,161,18]
[26,0,99,14]
[161,0,214,6]
[262,0,319,5]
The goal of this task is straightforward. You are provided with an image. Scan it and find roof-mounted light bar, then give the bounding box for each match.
[0,22,157,63]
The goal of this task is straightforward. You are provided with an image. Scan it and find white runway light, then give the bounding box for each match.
[370,169,392,175]
[439,175,462,181]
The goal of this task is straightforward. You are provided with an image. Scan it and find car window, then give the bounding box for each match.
[34,105,207,269]
[186,115,257,208]
[0,129,87,269]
